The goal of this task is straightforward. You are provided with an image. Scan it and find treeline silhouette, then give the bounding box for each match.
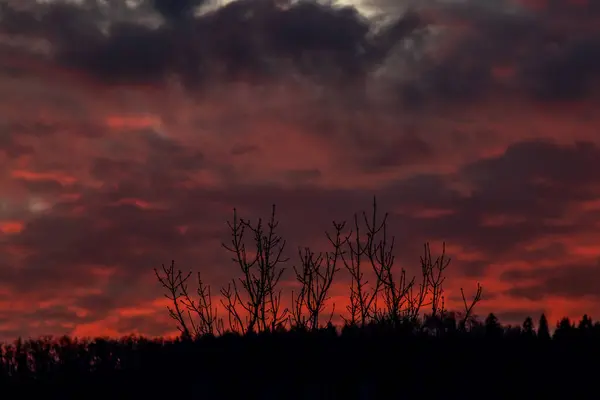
[1,198,599,398]
[1,314,600,398]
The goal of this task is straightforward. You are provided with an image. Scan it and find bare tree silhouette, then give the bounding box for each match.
[460,282,483,330]
[154,261,193,339]
[155,196,485,336]
[338,197,385,326]
[220,205,289,334]
[290,221,345,331]
[154,261,223,338]
[422,242,449,318]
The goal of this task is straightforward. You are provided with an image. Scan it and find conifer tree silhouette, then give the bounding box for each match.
[554,317,575,340]
[484,313,502,338]
[538,313,550,340]
[522,316,535,337]
[578,314,593,331]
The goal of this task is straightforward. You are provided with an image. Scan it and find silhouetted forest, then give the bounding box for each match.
[2,198,600,398]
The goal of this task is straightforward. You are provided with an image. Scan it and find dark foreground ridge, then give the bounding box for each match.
[1,318,600,399]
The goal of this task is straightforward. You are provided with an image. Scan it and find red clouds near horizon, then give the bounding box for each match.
[1,0,600,340]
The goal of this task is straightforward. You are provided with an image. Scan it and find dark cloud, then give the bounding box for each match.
[540,0,600,18]
[14,179,70,196]
[461,140,600,213]
[285,168,322,184]
[146,137,205,170]
[29,305,96,325]
[420,0,600,102]
[424,47,493,101]
[502,261,600,300]
[230,143,259,156]
[153,0,206,21]
[90,158,140,182]
[0,305,97,339]
[75,293,122,317]
[2,205,212,294]
[458,260,489,278]
[360,130,434,172]
[0,0,421,93]
[378,140,600,275]
[523,37,600,100]
[63,21,174,85]
[0,128,33,158]
[2,0,599,103]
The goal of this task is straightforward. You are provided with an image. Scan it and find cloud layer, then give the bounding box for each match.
[0,0,599,339]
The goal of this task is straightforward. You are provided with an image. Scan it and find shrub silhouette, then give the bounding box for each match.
[1,197,599,399]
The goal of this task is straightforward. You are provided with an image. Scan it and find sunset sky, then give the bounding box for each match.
[1,0,600,340]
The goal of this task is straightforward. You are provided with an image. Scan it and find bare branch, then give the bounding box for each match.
[179,272,223,337]
[291,221,342,331]
[221,205,289,334]
[460,282,483,330]
[153,260,192,339]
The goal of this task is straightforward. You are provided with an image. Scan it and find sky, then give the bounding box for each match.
[0,0,600,340]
